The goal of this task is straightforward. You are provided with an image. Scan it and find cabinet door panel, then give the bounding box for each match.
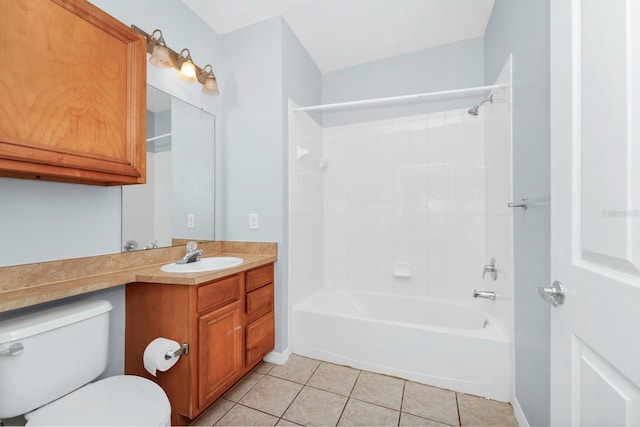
[198,301,243,408]
[0,0,146,185]
[246,312,275,367]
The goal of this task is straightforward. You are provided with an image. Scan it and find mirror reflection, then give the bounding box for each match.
[122,86,215,251]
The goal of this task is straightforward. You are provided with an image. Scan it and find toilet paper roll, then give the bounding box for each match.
[143,337,181,377]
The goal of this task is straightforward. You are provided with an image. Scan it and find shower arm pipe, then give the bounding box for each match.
[295,84,506,113]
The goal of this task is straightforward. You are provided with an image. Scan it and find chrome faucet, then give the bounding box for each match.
[473,290,496,301]
[176,241,203,264]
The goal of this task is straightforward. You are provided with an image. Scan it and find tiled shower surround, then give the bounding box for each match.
[322,111,486,299]
[289,77,512,333]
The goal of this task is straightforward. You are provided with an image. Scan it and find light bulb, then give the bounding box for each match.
[177,49,197,83]
[148,30,172,69]
[202,76,219,95]
[201,65,219,95]
[149,44,171,68]
[179,61,197,82]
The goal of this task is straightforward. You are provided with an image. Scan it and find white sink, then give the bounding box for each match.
[161,257,243,273]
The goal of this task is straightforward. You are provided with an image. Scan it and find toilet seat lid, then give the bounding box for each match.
[25,375,171,426]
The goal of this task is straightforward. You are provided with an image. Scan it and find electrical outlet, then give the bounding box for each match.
[187,214,195,228]
[249,213,259,230]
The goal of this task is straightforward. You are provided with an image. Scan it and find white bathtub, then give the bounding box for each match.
[292,289,512,402]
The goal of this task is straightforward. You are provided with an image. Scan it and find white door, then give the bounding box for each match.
[550,0,640,425]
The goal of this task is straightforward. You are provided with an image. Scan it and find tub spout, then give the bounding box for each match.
[473,290,496,301]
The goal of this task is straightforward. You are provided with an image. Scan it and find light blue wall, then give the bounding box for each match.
[282,22,323,125]
[220,18,287,351]
[0,180,121,267]
[484,1,551,426]
[219,18,283,243]
[219,17,322,353]
[321,37,485,127]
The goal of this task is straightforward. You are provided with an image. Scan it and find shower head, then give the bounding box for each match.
[467,95,493,116]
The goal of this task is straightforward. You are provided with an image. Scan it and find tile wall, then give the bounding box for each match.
[289,101,325,307]
[322,110,486,301]
[482,59,514,338]
[290,81,512,313]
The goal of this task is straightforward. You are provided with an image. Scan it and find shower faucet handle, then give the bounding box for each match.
[482,257,498,280]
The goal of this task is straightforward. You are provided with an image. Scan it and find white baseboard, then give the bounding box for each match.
[263,347,291,365]
[511,396,530,427]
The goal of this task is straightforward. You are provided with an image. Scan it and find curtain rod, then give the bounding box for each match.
[295,84,506,113]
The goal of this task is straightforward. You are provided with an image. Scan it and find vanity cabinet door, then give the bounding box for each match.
[0,0,146,185]
[197,301,243,409]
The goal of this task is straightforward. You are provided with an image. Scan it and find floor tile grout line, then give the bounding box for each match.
[305,359,322,386]
[455,392,462,427]
[275,364,320,423]
[347,369,363,400]
[327,368,362,426]
[398,380,407,426]
[208,399,235,426]
[346,368,362,398]
[231,402,287,423]
[347,395,402,414]
[225,370,267,403]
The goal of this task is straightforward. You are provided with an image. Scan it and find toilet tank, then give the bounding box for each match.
[0,299,112,419]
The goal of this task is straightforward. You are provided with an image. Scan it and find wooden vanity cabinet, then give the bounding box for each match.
[245,264,275,366]
[0,0,146,185]
[125,263,275,425]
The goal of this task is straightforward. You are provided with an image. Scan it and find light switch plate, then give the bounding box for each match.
[249,213,259,229]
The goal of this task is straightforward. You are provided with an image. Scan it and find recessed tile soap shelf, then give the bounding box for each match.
[392,262,411,278]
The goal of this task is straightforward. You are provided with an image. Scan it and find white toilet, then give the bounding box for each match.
[0,299,171,426]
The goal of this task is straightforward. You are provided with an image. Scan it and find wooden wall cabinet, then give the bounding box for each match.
[0,0,146,185]
[125,263,275,425]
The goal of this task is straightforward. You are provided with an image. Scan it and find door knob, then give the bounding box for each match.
[537,281,566,307]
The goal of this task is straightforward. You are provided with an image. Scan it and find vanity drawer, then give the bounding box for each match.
[246,311,274,367]
[198,275,240,313]
[245,264,274,292]
[246,283,274,324]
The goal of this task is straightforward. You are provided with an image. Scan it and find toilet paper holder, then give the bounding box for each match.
[164,343,189,360]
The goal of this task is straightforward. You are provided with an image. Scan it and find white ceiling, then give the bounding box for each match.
[181,0,495,73]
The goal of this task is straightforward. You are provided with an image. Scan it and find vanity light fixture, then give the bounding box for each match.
[131,25,220,95]
[201,65,219,95]
[148,29,171,68]
[177,49,197,83]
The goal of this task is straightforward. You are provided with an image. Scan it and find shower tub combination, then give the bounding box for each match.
[292,289,512,402]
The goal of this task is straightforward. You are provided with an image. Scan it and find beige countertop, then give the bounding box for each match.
[0,241,277,313]
[134,253,276,285]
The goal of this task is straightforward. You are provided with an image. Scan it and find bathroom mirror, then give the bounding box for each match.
[121,86,215,251]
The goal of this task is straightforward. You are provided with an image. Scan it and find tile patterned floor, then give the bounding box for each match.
[191,354,518,427]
